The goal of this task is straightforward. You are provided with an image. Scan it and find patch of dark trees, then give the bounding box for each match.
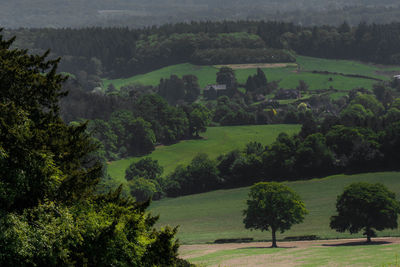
[61,81,210,160]
[190,48,295,65]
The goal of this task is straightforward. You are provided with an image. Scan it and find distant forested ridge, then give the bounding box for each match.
[2,0,400,28]
[5,21,400,81]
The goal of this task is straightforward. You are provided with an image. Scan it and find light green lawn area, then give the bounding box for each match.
[184,242,400,267]
[297,55,400,80]
[102,63,218,89]
[107,124,301,185]
[150,172,400,244]
[103,56,398,92]
[273,69,376,90]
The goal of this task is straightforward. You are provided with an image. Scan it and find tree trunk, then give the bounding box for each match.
[271,228,277,248]
[366,227,372,243]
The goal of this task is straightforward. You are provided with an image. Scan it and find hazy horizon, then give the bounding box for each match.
[1,0,400,28]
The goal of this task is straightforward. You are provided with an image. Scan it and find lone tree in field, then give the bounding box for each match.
[330,182,400,243]
[243,182,308,247]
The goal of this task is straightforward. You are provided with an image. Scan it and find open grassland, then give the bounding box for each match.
[150,172,400,244]
[102,56,400,92]
[102,63,218,89]
[180,238,400,267]
[107,124,300,185]
[296,55,400,79]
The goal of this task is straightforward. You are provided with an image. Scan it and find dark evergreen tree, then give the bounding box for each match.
[0,31,180,266]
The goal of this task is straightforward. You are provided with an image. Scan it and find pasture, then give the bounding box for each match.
[102,56,400,93]
[102,63,218,89]
[150,172,400,244]
[107,124,301,184]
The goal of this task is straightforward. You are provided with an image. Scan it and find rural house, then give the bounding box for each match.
[274,89,301,100]
[204,84,227,99]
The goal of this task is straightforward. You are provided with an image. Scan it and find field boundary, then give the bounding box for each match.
[308,70,383,81]
[214,63,298,69]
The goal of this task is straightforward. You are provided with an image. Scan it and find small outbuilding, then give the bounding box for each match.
[204,84,227,99]
[274,89,301,100]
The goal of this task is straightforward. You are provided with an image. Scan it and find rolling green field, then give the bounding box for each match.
[103,63,218,89]
[107,124,301,185]
[150,172,400,244]
[296,55,400,79]
[103,56,400,92]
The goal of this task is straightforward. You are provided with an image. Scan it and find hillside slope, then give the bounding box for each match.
[103,56,400,98]
[107,124,301,185]
[150,172,400,244]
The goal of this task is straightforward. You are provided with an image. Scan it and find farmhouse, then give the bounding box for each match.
[393,74,400,80]
[204,84,227,99]
[274,89,301,100]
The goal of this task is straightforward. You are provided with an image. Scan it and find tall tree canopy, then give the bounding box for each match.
[330,182,400,242]
[0,31,101,209]
[243,182,308,247]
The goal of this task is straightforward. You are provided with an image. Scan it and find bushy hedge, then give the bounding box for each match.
[190,48,295,65]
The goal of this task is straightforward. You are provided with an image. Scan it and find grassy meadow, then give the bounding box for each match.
[107,124,301,185]
[102,56,400,93]
[150,172,400,244]
[102,63,218,89]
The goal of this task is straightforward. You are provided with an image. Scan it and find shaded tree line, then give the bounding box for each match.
[86,94,211,160]
[190,47,295,65]
[160,92,400,197]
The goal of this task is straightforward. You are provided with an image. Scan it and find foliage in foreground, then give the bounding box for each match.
[0,195,179,266]
[0,31,180,266]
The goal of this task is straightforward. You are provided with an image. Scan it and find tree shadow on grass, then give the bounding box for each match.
[322,241,391,247]
[237,246,295,250]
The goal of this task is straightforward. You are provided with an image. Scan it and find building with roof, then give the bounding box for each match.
[203,84,227,99]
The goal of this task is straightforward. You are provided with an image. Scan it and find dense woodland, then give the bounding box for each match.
[4,21,400,84]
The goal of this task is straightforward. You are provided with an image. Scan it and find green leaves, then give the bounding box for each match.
[330,182,400,241]
[0,31,180,266]
[243,182,308,238]
[243,182,307,247]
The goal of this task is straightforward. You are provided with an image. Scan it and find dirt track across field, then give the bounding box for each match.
[213,63,297,69]
[180,237,400,267]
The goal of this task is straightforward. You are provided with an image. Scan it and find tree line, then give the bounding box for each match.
[86,95,211,160]
[123,89,400,200]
